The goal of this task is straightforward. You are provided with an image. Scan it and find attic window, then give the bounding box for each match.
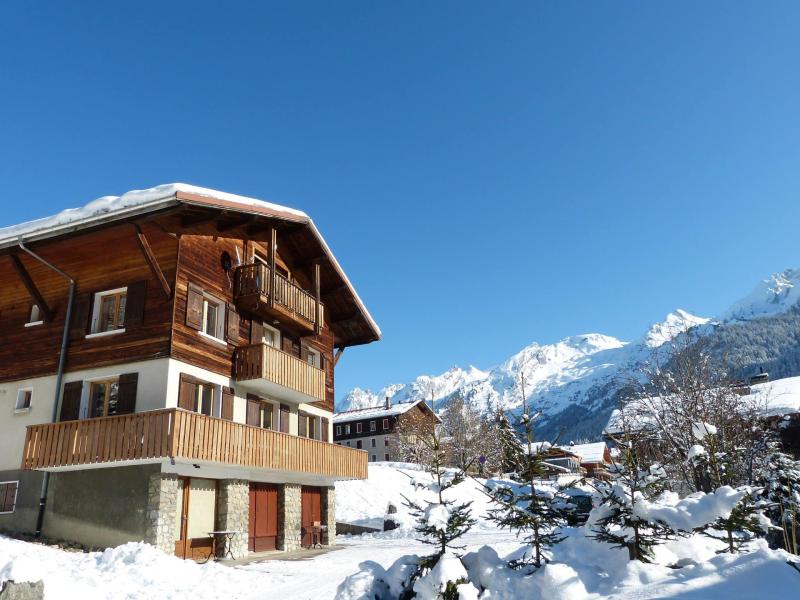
[25,304,43,327]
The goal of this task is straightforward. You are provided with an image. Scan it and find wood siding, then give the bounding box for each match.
[233,343,325,403]
[0,223,177,382]
[21,408,367,479]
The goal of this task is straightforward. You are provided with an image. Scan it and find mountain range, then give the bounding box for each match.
[337,269,800,442]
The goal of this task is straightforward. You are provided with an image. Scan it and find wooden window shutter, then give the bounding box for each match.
[69,293,92,337]
[298,413,307,437]
[125,280,147,329]
[281,335,293,355]
[178,375,196,411]
[300,346,309,363]
[60,381,83,421]
[250,319,264,344]
[185,283,203,329]
[280,404,290,433]
[0,482,17,513]
[246,396,260,426]
[322,417,329,442]
[116,373,139,415]
[222,387,234,421]
[226,304,239,343]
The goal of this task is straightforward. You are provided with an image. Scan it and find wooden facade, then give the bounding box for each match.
[21,408,367,479]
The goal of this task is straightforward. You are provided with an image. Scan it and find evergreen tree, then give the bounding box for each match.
[494,406,524,476]
[699,490,766,553]
[760,450,800,555]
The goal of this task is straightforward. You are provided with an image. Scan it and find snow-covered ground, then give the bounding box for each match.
[1,464,798,599]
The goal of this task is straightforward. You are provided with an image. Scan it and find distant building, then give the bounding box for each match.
[333,398,440,462]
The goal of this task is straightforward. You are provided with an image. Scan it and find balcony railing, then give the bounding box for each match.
[21,409,366,479]
[233,343,326,403]
[234,263,323,332]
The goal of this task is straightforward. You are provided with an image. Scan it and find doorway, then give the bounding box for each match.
[248,483,279,552]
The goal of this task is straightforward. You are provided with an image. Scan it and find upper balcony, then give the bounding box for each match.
[234,262,324,335]
[21,408,366,480]
[233,342,326,404]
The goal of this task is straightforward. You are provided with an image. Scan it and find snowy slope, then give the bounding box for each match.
[338,269,800,441]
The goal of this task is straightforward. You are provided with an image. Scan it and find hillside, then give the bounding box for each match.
[337,269,800,441]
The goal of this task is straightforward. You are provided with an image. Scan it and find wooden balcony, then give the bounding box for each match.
[21,408,367,479]
[233,343,325,403]
[234,262,324,335]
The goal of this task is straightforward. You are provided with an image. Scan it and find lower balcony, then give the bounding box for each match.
[233,342,326,404]
[21,409,366,480]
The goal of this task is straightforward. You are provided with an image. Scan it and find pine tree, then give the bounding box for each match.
[760,450,800,555]
[485,373,570,569]
[699,490,766,553]
[591,404,676,562]
[494,406,524,476]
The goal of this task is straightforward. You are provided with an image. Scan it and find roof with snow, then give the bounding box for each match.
[557,442,609,464]
[333,398,439,424]
[0,183,380,347]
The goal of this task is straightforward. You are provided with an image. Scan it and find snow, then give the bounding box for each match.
[688,444,707,460]
[561,442,609,464]
[744,375,800,416]
[692,422,718,440]
[644,309,710,348]
[333,398,433,424]
[722,269,800,322]
[423,503,452,531]
[631,487,745,531]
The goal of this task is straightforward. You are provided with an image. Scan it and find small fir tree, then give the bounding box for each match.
[699,490,766,553]
[760,450,800,555]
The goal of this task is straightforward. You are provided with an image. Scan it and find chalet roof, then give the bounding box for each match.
[559,442,609,464]
[333,398,439,424]
[0,183,380,347]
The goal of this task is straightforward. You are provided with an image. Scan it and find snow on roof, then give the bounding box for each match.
[333,398,433,423]
[0,183,380,339]
[559,442,609,464]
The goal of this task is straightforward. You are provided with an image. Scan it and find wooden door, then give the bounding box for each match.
[248,483,278,552]
[301,486,322,547]
[174,477,190,559]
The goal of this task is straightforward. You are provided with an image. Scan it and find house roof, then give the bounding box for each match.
[559,442,609,464]
[333,398,438,424]
[0,183,380,347]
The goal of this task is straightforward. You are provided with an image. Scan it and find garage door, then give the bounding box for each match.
[301,486,322,547]
[249,483,278,552]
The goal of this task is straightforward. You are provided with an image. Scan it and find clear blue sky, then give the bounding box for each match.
[1,2,799,398]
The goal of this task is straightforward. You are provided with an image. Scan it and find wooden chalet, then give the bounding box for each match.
[0,184,379,559]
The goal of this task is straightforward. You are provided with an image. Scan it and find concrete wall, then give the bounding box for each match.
[41,464,157,549]
[0,469,45,534]
[336,432,396,461]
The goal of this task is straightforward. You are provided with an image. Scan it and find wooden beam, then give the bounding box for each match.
[180,209,224,228]
[314,262,321,334]
[268,227,276,308]
[333,346,345,367]
[216,215,258,233]
[9,255,53,322]
[133,225,172,298]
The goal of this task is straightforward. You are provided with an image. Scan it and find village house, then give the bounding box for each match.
[333,398,439,462]
[0,184,379,560]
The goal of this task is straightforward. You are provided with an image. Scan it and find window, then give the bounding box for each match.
[178,375,217,417]
[384,453,390,461]
[384,438,390,447]
[370,421,376,432]
[298,412,316,439]
[346,441,351,447]
[89,379,120,418]
[195,383,216,416]
[382,418,389,431]
[371,455,376,462]
[335,425,341,436]
[25,304,43,327]
[262,323,280,347]
[91,288,127,334]
[356,423,363,434]
[306,348,321,368]
[0,481,18,514]
[15,389,32,411]
[201,294,225,340]
[371,438,376,448]
[247,397,273,429]
[356,440,363,449]
[345,424,351,435]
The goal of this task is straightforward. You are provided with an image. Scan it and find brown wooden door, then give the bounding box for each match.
[301,486,322,547]
[249,483,278,552]
[174,477,190,559]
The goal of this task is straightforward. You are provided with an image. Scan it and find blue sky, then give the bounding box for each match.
[1,2,799,397]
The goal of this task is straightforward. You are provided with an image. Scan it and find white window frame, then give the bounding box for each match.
[87,287,128,337]
[25,304,43,327]
[306,348,321,368]
[335,425,341,436]
[14,388,32,413]
[369,420,376,432]
[262,323,280,348]
[345,424,351,435]
[0,480,18,514]
[200,293,226,341]
[371,438,376,448]
[356,422,363,434]
[382,418,389,430]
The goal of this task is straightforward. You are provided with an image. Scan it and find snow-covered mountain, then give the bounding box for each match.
[337,269,800,441]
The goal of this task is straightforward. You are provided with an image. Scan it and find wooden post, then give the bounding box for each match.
[333,347,345,367]
[269,227,276,308]
[10,255,53,322]
[314,261,321,334]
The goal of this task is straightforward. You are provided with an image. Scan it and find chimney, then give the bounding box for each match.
[385,396,391,410]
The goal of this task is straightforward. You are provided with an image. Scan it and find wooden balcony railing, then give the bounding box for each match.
[234,263,324,330]
[233,343,326,402]
[21,409,367,479]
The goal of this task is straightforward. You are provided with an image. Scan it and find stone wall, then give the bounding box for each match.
[216,479,249,558]
[321,486,336,546]
[277,483,301,551]
[144,472,179,554]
